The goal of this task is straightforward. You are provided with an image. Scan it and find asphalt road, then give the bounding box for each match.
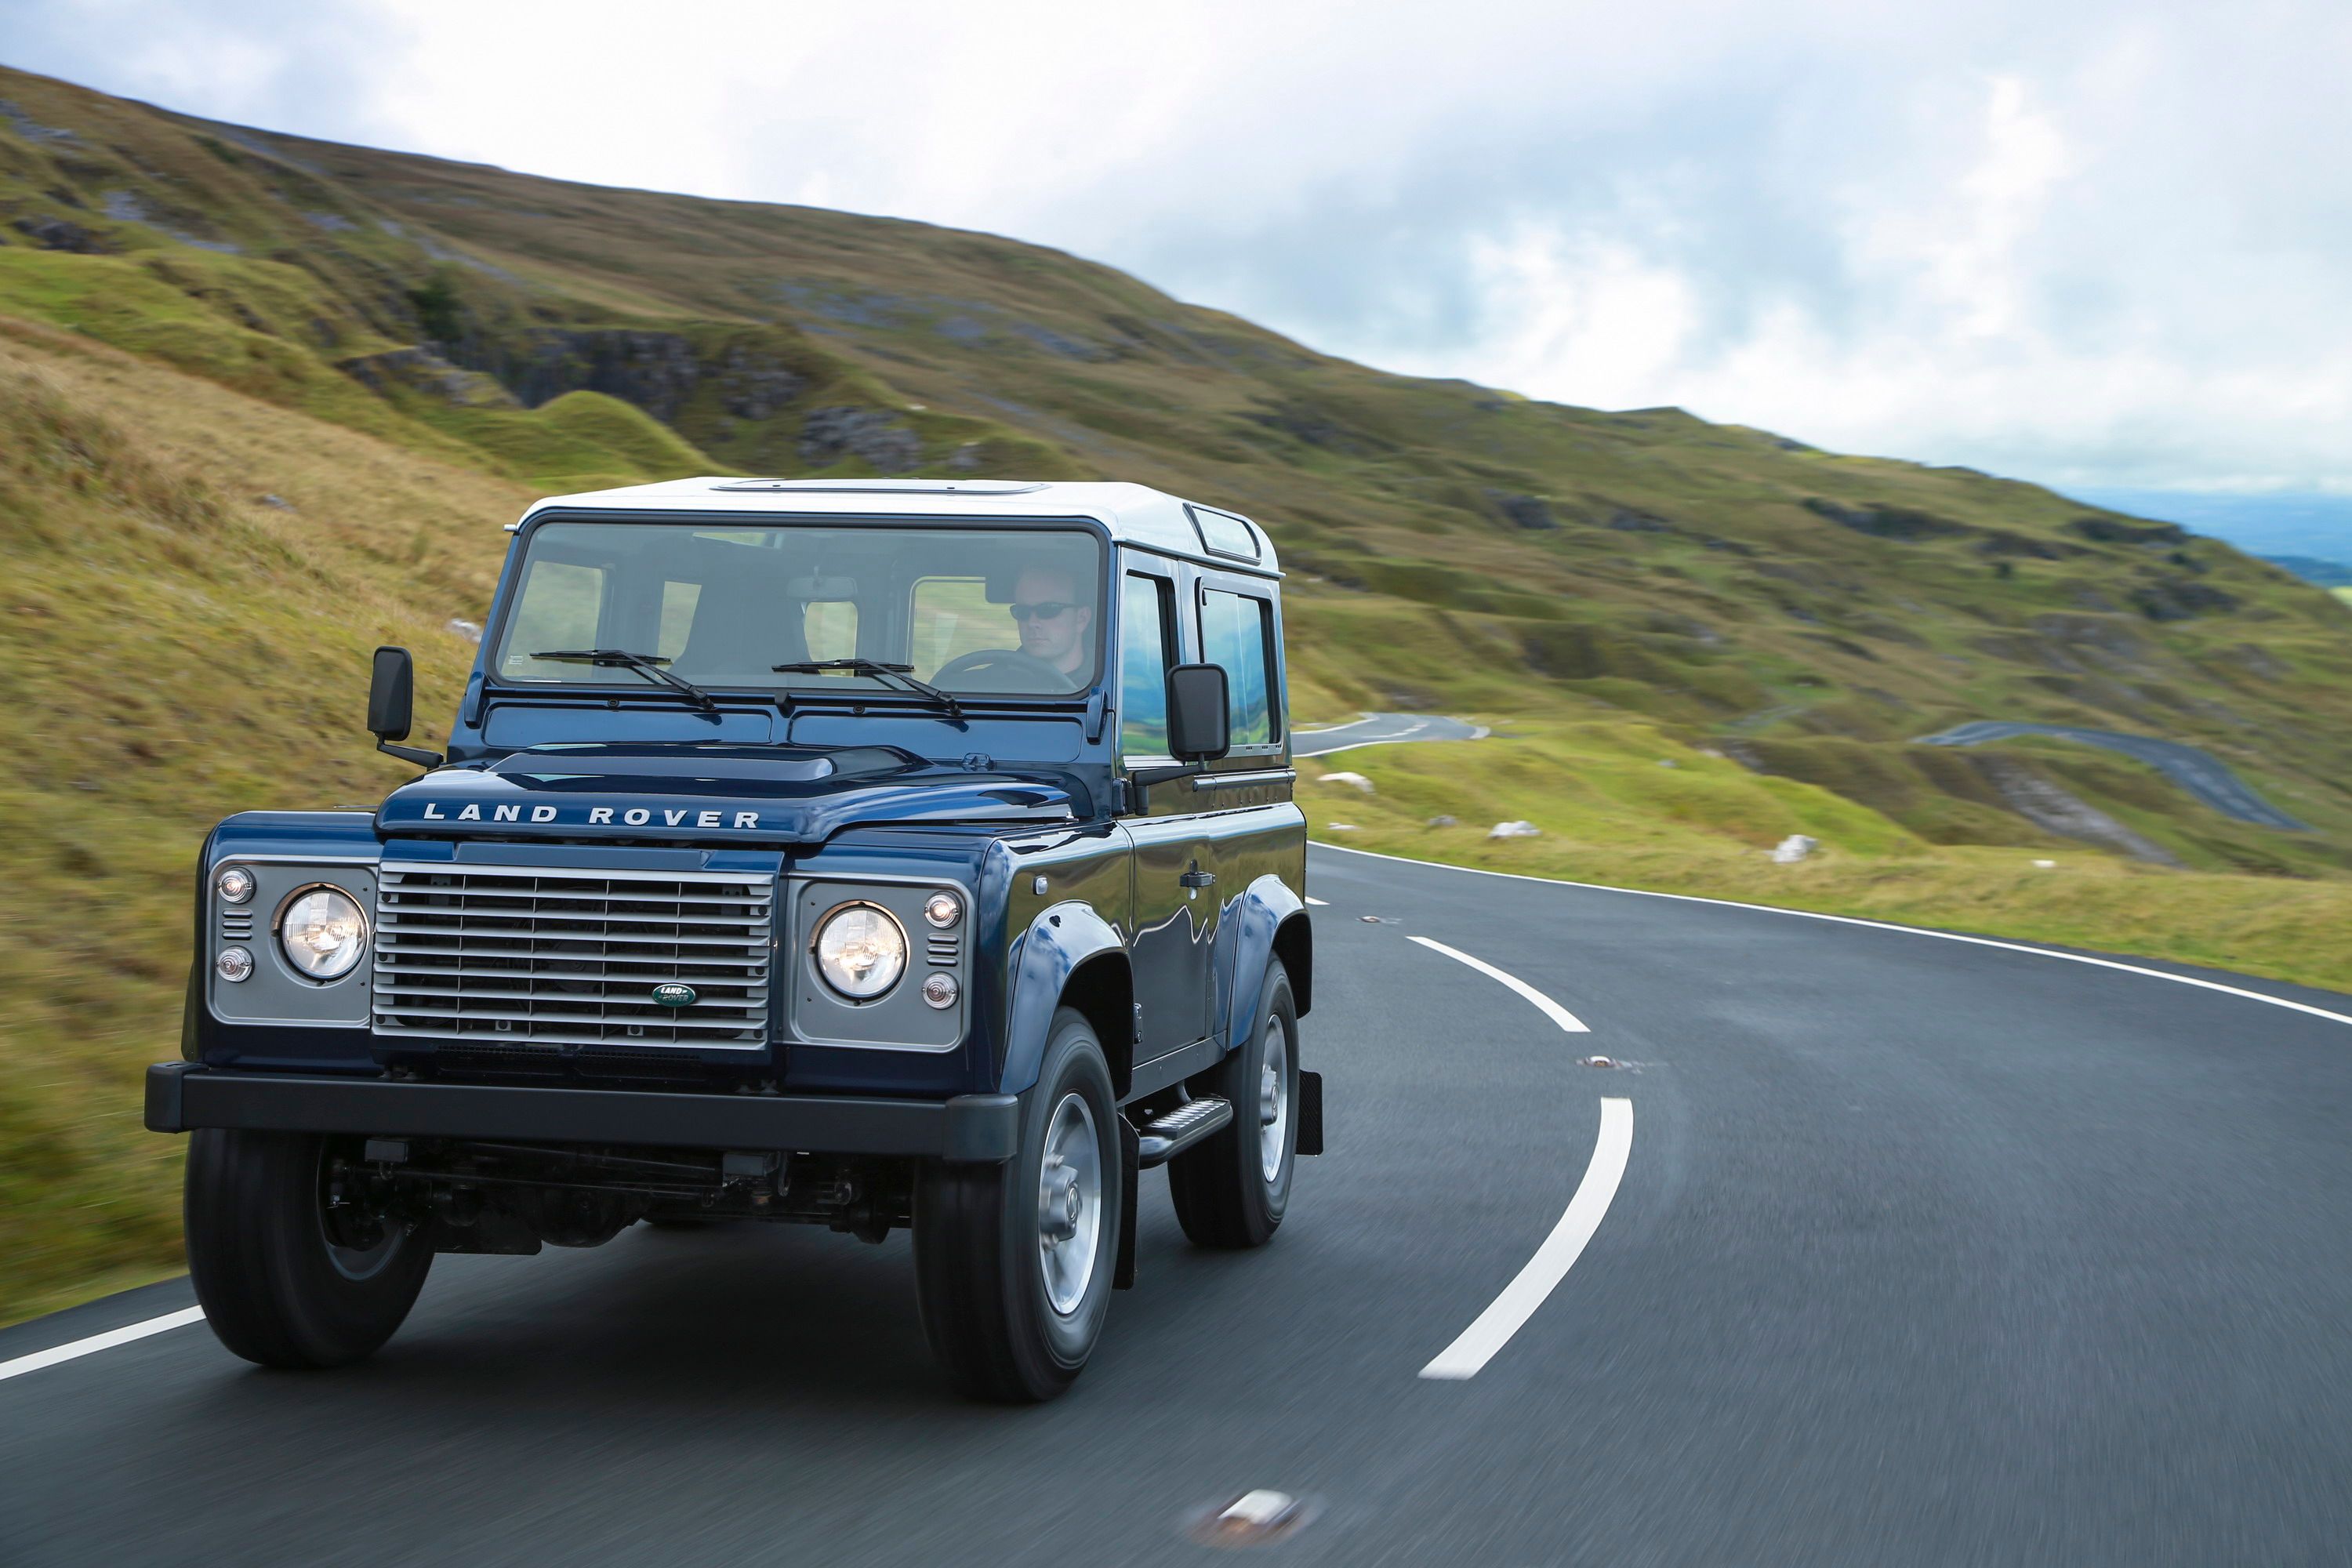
[8,844,2352,1565]
[1915,720,2310,831]
[1292,712,1483,757]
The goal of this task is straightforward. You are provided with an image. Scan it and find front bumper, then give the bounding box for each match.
[144,1062,1018,1163]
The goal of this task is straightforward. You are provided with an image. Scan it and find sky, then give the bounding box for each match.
[8,0,2351,506]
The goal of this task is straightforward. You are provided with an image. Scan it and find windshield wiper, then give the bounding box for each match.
[531,648,718,712]
[772,659,964,719]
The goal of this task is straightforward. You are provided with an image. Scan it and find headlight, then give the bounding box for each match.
[278,885,368,982]
[814,902,906,1000]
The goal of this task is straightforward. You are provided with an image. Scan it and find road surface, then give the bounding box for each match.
[1292,713,1483,757]
[6,844,2351,1565]
[1915,720,2308,830]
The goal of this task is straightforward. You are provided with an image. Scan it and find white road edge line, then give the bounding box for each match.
[0,1307,206,1384]
[1305,895,1329,906]
[1322,841,2352,1030]
[1407,935,1589,1033]
[1421,1098,1633,1380]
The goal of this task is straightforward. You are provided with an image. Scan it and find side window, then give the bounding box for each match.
[1119,574,1175,755]
[1200,588,1276,746]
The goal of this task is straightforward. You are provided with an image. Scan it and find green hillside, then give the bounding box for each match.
[5,62,2352,1322]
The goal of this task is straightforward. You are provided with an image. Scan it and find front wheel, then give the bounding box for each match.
[913,1008,1121,1402]
[183,1128,433,1369]
[1169,959,1299,1249]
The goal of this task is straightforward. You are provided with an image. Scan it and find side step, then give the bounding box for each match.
[1132,1096,1233,1169]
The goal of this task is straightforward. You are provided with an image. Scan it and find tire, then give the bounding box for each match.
[1169,958,1298,1250]
[184,1128,433,1369]
[913,1008,1121,1403]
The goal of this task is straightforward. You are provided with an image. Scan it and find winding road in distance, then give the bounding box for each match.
[1915,719,2310,830]
[8,820,2352,1561]
[1292,712,1484,757]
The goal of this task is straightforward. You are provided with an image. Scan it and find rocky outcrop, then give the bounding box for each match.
[1969,755,2182,865]
[438,329,808,423]
[10,215,107,253]
[2071,515,2187,547]
[1802,497,1969,542]
[798,406,921,472]
[338,347,517,407]
[1487,491,1558,530]
[2129,577,2240,622]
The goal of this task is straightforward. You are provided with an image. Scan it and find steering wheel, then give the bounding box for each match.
[931,648,1075,692]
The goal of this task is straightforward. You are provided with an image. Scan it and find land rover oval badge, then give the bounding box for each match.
[651,983,697,1008]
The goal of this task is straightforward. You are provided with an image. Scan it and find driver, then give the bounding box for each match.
[1008,563,1094,687]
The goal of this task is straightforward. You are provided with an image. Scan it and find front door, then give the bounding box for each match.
[1114,563,1215,1062]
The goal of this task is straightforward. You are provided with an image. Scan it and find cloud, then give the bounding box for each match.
[6,0,2350,492]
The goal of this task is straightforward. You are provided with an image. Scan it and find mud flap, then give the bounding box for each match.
[1296,1070,1323,1156]
[1114,1115,1139,1289]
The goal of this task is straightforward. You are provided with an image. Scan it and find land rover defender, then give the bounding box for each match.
[145,478,1317,1403]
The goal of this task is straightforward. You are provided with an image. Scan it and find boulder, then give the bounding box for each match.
[1770,834,1817,863]
[1318,771,1375,793]
[1488,820,1541,840]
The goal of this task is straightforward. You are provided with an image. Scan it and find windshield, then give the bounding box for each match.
[492,520,1104,698]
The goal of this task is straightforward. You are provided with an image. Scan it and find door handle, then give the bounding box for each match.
[1179,869,1217,888]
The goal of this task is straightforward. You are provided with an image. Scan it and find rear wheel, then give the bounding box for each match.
[913,1008,1120,1402]
[1169,959,1299,1249]
[184,1129,433,1369]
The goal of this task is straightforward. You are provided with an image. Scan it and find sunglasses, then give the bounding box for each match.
[1010,601,1078,622]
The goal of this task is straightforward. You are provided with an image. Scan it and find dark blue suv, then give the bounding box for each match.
[147,478,1318,1402]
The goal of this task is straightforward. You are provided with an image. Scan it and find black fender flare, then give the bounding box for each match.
[1000,901,1129,1098]
[1218,872,1312,1055]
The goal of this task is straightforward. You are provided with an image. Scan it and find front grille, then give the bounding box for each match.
[372,864,774,1050]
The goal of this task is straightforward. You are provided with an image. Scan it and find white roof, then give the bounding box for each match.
[519,478,1278,575]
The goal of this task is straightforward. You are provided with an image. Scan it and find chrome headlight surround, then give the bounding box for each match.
[811,900,909,1001]
[274,882,369,983]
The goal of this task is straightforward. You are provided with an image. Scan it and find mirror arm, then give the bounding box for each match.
[377,740,443,770]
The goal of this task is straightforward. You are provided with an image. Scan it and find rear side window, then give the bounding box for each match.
[1120,575,1175,754]
[1200,589,1276,746]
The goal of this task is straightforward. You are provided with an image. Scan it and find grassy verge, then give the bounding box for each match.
[1298,722,2352,995]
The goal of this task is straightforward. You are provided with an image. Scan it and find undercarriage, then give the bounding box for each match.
[325,1135,916,1254]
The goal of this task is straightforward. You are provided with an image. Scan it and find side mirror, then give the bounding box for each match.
[368,646,416,741]
[1164,662,1231,763]
[368,645,443,769]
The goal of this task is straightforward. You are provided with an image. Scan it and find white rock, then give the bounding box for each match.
[1488,820,1542,840]
[2033,858,2057,869]
[1319,771,1375,793]
[1427,815,1457,828]
[1770,833,1818,863]
[1324,822,1359,833]
[446,617,484,644]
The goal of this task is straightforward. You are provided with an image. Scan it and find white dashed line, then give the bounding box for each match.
[1421,1098,1633,1379]
[0,1308,206,1385]
[1407,935,1589,1032]
[1306,895,1329,906]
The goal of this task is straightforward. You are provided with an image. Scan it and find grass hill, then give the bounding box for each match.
[5,62,2352,1321]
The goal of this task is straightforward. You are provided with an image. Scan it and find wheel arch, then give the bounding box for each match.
[1000,902,1129,1098]
[1221,873,1312,1058]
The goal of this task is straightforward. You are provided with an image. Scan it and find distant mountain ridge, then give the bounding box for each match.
[2262,554,2352,587]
